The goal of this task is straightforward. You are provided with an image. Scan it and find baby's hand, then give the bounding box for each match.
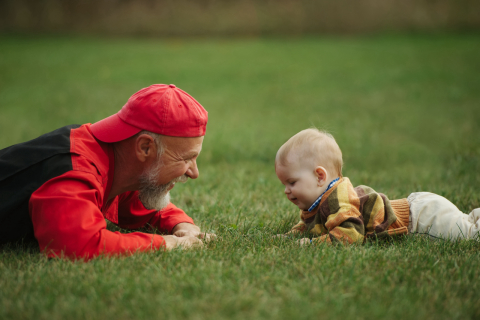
[297,238,311,246]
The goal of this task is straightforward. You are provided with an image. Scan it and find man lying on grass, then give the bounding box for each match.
[275,128,480,244]
[0,84,214,259]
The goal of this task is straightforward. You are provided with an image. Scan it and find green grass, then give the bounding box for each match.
[1,34,480,320]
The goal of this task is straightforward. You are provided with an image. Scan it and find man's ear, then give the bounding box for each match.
[135,134,156,162]
[314,166,328,187]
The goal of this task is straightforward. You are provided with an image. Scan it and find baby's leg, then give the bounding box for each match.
[408,192,480,240]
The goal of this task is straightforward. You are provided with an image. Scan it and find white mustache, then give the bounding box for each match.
[172,174,188,184]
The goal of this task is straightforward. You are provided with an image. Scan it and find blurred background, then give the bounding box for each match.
[1,0,480,36]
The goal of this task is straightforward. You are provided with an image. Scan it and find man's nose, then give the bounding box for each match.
[186,160,199,179]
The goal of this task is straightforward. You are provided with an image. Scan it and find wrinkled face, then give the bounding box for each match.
[275,159,323,211]
[138,136,203,210]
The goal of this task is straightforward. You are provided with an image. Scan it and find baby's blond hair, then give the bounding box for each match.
[276,128,343,177]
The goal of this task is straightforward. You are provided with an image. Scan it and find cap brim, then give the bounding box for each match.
[90,114,142,143]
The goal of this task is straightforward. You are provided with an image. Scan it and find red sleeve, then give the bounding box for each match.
[29,171,166,260]
[116,191,195,233]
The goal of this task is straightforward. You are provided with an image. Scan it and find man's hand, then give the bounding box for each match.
[162,235,203,250]
[172,223,217,241]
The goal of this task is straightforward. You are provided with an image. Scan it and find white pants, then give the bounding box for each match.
[408,192,480,240]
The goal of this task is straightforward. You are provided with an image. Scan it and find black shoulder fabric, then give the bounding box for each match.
[0,125,80,244]
[0,125,79,182]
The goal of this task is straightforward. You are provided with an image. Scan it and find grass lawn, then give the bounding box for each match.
[0,33,479,320]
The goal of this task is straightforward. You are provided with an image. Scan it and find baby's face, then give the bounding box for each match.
[275,160,324,211]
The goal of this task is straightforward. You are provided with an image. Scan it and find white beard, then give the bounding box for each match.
[138,162,188,211]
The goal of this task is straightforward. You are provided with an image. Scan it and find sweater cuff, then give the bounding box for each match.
[390,198,410,227]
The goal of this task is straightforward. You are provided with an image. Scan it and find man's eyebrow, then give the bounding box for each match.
[183,145,202,159]
[184,151,199,158]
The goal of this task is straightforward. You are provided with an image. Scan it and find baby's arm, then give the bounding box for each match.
[286,220,307,234]
[274,220,306,238]
[301,205,365,246]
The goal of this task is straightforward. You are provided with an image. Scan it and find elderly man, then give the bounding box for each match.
[0,84,212,259]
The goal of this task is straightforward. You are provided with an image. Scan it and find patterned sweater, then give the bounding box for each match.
[287,177,411,245]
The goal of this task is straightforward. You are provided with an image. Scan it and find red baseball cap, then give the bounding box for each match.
[91,84,208,143]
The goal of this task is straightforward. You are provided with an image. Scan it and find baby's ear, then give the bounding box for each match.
[314,166,328,185]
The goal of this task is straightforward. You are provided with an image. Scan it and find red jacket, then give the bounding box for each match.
[1,124,194,259]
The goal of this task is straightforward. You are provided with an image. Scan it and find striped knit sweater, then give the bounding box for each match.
[287,177,411,245]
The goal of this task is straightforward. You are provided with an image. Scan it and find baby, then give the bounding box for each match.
[275,128,480,245]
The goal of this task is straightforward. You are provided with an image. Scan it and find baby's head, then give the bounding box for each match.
[275,128,343,211]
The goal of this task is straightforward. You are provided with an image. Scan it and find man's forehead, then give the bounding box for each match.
[163,135,203,153]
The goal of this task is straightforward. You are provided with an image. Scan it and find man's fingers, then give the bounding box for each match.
[173,230,189,237]
[177,236,203,248]
[205,233,217,241]
[163,235,203,250]
[162,235,179,250]
[173,229,217,242]
[197,233,217,241]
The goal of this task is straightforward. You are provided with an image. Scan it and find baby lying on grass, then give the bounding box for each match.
[275,128,480,245]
